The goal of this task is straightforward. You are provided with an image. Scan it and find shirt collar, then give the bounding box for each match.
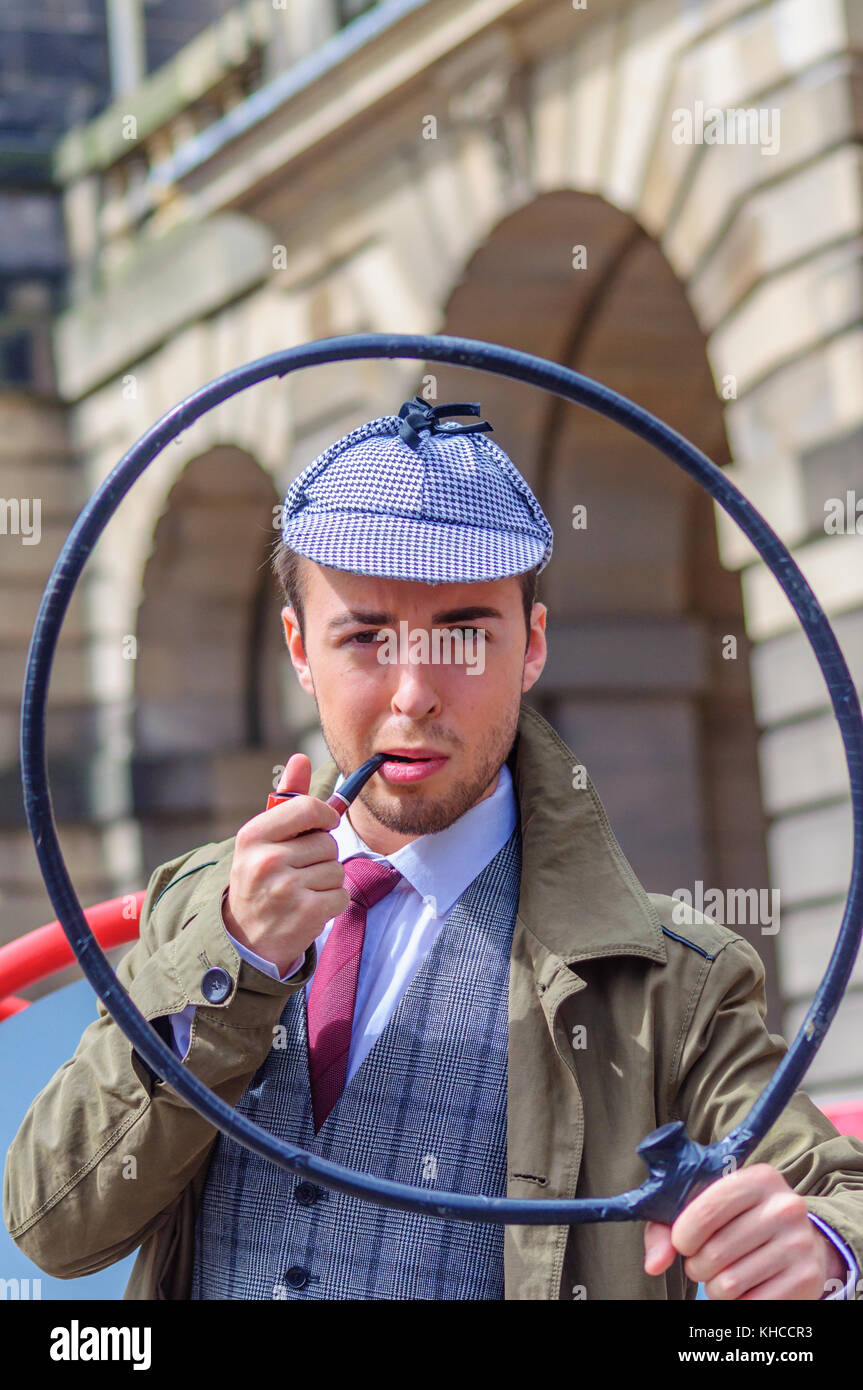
[331,762,518,917]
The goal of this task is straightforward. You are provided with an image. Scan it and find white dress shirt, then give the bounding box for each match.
[170,762,516,1073]
[164,759,857,1298]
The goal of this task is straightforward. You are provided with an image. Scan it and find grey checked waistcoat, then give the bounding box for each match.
[190,823,521,1300]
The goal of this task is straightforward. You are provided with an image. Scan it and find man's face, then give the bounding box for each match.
[281,559,547,854]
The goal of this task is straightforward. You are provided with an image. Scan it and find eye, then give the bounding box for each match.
[344,627,487,646]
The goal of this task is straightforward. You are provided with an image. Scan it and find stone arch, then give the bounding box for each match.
[131,444,319,867]
[425,188,779,1017]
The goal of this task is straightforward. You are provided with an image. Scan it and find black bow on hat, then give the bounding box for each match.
[396,395,494,450]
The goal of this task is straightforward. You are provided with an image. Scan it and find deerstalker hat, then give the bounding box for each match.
[279,395,553,584]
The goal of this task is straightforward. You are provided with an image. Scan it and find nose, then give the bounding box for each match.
[389,656,441,721]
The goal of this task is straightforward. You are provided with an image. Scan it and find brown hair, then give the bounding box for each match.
[270,537,538,649]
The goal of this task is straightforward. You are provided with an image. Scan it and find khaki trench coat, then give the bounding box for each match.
[6,703,863,1300]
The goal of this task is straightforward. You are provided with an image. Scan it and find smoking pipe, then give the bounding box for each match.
[265,751,413,818]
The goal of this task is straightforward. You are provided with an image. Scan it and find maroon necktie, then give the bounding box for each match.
[307,856,403,1132]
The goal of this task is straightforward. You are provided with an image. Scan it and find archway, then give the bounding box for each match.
[430,190,778,1019]
[132,445,319,867]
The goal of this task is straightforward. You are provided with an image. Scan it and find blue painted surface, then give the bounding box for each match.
[1,980,134,1299]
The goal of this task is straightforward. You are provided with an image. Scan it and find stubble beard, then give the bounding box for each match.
[310,674,522,836]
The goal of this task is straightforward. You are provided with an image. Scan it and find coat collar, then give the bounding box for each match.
[308,701,666,967]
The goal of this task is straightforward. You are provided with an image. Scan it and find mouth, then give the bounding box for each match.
[377,748,450,784]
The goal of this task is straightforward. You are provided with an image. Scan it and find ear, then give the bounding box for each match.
[521,601,548,695]
[281,605,315,698]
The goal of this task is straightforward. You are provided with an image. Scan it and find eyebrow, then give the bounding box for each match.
[326,605,505,633]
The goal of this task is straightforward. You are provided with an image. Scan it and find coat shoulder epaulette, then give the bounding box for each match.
[646,891,747,962]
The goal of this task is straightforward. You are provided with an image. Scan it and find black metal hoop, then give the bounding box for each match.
[20,333,863,1225]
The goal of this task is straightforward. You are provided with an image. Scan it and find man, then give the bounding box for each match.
[5,395,863,1300]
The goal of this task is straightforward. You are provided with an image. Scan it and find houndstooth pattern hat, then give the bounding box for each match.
[279,396,554,584]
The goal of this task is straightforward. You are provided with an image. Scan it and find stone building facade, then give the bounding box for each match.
[1,0,862,1106]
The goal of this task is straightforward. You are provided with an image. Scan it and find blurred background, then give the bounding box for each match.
[1,0,862,1293]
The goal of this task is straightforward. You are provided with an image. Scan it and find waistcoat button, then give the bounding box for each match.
[284,1266,309,1289]
[295,1181,320,1206]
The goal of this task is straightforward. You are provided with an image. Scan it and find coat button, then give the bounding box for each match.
[284,1266,309,1289]
[295,1181,320,1206]
[200,966,232,1003]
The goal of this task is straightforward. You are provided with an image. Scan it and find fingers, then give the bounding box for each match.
[644,1220,676,1275]
[698,1227,801,1300]
[241,754,339,845]
[670,1165,790,1260]
[282,829,341,867]
[680,1196,798,1285]
[648,1166,822,1300]
[275,753,311,797]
